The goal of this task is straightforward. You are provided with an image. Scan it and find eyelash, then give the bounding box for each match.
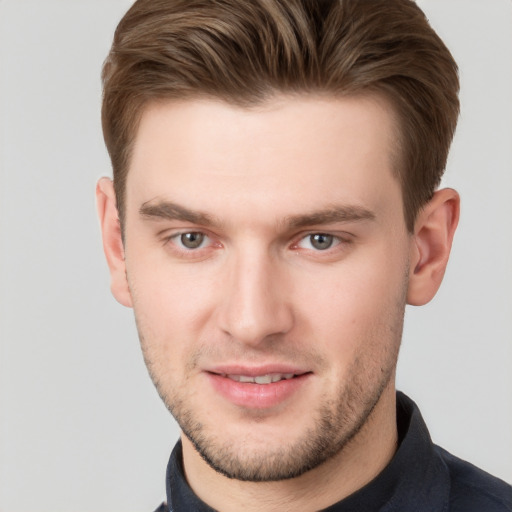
[162,230,352,258]
[295,233,342,251]
[163,231,218,256]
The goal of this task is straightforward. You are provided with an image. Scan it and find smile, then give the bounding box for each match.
[206,370,312,409]
[221,373,296,384]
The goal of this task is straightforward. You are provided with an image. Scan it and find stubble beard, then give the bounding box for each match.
[139,333,402,483]
[177,362,395,482]
[135,279,407,482]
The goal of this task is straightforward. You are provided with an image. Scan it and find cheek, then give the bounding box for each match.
[292,248,408,352]
[126,258,227,383]
[128,254,218,323]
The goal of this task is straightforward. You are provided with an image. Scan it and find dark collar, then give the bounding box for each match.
[164,392,450,512]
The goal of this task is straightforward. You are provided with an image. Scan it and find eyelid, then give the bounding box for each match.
[161,228,222,257]
[158,227,353,259]
[157,224,215,242]
[291,230,354,252]
[297,233,339,250]
[170,231,210,250]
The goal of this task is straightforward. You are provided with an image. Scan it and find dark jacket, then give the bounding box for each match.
[155,392,512,511]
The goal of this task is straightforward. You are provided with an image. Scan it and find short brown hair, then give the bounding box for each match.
[102,0,459,232]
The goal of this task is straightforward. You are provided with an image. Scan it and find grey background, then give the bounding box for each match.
[0,1,511,510]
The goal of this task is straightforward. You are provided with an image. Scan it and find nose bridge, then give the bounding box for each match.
[217,243,293,345]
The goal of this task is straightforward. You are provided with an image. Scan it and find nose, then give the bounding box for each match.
[216,249,294,346]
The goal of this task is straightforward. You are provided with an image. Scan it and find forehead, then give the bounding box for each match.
[126,94,401,223]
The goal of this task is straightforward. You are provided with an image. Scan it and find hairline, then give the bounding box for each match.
[115,88,408,235]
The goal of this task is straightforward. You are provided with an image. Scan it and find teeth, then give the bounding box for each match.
[226,373,296,384]
[255,375,272,384]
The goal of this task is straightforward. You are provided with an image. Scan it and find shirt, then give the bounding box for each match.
[154,392,512,511]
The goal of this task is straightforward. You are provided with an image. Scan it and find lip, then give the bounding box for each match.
[205,365,312,409]
[207,364,309,377]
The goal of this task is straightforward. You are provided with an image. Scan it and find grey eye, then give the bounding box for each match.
[180,232,205,249]
[309,233,334,250]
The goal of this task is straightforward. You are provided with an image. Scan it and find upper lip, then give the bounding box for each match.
[205,364,310,377]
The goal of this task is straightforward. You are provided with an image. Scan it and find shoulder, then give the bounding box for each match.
[435,446,512,512]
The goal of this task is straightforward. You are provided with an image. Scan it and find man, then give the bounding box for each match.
[96,0,512,510]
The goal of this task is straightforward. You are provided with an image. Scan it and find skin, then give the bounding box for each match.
[97,94,459,511]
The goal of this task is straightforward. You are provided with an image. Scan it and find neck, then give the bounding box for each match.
[181,385,398,512]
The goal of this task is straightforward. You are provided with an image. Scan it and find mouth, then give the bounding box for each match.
[215,372,300,384]
[205,368,312,409]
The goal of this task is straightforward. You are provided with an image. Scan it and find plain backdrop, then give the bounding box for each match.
[0,1,511,511]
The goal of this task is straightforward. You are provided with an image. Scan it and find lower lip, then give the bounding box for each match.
[206,373,311,409]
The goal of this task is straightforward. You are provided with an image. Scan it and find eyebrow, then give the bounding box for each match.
[139,200,217,226]
[285,205,376,228]
[139,200,376,229]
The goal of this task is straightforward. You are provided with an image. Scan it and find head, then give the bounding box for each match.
[97,0,460,488]
[101,0,459,234]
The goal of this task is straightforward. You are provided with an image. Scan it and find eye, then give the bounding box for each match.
[174,232,209,250]
[297,233,339,251]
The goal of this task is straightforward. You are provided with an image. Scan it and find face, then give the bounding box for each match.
[121,95,413,481]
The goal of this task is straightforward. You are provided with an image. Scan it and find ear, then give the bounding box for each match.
[96,177,133,308]
[407,188,460,306]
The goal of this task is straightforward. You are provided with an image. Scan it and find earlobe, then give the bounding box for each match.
[96,177,133,308]
[407,188,460,306]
